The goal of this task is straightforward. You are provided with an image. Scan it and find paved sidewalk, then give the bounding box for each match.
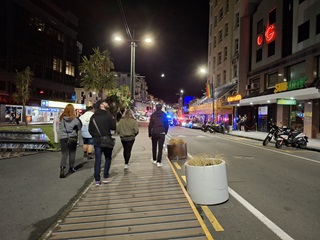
[228,130,320,152]
[43,127,209,240]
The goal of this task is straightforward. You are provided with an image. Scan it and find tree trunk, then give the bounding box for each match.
[23,104,28,127]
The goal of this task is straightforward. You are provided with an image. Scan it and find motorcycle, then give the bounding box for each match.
[209,123,225,134]
[201,122,212,132]
[262,122,281,146]
[275,129,308,149]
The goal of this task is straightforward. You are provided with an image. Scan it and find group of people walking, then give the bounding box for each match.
[58,100,169,186]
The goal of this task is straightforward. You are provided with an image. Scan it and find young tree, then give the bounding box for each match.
[79,47,117,98]
[12,67,33,126]
[106,85,131,118]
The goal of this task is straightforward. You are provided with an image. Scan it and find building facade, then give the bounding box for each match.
[0,0,81,121]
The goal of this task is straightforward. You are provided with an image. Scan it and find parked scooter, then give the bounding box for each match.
[275,128,308,149]
[209,123,225,134]
[201,122,212,132]
[262,122,281,146]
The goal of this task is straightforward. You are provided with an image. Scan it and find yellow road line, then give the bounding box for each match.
[201,206,224,231]
[181,175,186,183]
[174,162,181,170]
[166,156,214,240]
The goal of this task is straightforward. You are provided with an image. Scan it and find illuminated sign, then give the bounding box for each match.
[256,24,276,46]
[41,100,86,110]
[227,94,242,102]
[274,77,307,93]
[257,34,263,46]
[276,99,297,105]
[265,25,275,43]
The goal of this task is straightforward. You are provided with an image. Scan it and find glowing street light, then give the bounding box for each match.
[114,34,152,101]
[199,67,215,123]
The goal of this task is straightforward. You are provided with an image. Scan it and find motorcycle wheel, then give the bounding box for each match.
[299,140,307,149]
[209,128,214,134]
[275,140,282,148]
[263,137,270,146]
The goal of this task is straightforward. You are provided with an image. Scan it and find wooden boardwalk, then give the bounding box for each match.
[46,129,208,239]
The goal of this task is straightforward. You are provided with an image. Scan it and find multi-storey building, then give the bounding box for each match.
[239,0,320,138]
[0,0,81,122]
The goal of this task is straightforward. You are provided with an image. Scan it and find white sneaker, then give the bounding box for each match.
[151,158,157,164]
[157,162,163,167]
[124,164,129,169]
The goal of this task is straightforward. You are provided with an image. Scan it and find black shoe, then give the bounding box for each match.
[87,153,94,159]
[59,167,65,178]
[83,151,87,158]
[69,167,77,173]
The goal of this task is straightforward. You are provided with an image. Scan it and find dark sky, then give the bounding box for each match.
[55,0,209,104]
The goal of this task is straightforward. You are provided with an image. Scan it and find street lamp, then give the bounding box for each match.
[199,67,215,123]
[114,35,152,101]
[180,89,184,116]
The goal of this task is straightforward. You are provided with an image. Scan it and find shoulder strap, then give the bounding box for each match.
[92,118,102,136]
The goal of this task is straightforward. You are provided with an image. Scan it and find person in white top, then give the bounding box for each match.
[79,106,95,159]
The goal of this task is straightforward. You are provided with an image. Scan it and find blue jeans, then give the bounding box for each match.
[94,145,113,181]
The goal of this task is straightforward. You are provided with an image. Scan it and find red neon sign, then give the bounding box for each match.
[257,34,263,46]
[265,24,275,43]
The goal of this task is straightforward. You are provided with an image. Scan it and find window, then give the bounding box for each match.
[316,14,320,35]
[225,0,229,13]
[213,57,216,68]
[214,16,217,27]
[224,47,228,60]
[233,65,238,77]
[219,8,223,21]
[257,19,263,34]
[256,49,262,62]
[298,21,310,42]
[210,24,212,37]
[267,72,279,88]
[217,74,221,86]
[234,38,239,54]
[235,12,239,28]
[53,57,62,73]
[66,61,75,76]
[286,62,306,81]
[225,23,228,37]
[299,0,305,3]
[219,30,223,43]
[268,41,275,57]
[223,70,226,84]
[269,9,276,25]
[214,36,217,47]
[218,52,222,65]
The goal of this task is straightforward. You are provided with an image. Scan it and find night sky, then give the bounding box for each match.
[55,0,209,104]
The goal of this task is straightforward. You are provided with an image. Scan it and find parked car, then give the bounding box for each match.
[189,120,202,129]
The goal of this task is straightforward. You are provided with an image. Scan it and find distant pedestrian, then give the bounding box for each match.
[89,99,116,186]
[79,106,95,159]
[148,103,169,167]
[15,113,20,125]
[59,104,82,178]
[116,109,139,169]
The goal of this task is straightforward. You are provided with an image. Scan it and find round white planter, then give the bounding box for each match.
[186,160,229,205]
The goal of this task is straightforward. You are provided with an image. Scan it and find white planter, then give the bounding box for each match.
[186,160,229,205]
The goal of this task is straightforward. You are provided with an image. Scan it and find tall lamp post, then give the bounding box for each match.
[180,89,184,116]
[199,67,215,123]
[114,35,152,102]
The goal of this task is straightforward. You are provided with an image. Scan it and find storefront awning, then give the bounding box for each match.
[214,81,237,99]
[240,87,320,106]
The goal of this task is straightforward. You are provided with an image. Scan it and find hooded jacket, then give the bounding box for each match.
[148,110,169,137]
[88,109,116,143]
[79,111,94,138]
[59,116,82,139]
[117,118,139,140]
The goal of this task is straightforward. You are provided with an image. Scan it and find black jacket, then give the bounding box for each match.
[148,110,169,137]
[89,109,116,143]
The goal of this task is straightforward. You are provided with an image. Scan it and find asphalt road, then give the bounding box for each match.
[168,126,320,240]
[1,124,319,240]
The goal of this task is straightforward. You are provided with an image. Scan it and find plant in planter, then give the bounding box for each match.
[185,154,229,205]
[167,137,187,160]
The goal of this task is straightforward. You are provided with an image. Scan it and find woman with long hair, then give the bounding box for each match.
[116,109,139,169]
[59,104,82,178]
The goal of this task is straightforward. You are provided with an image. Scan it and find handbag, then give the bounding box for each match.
[92,118,115,148]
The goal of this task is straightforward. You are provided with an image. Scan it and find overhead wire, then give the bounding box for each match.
[117,0,133,41]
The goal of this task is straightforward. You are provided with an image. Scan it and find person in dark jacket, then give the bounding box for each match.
[148,103,169,167]
[59,104,82,178]
[89,99,116,185]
